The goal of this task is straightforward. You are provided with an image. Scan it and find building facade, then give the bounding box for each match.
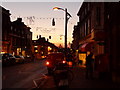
[1,6,11,54]
[73,2,120,83]
[72,22,80,50]
[32,36,58,59]
[1,6,33,57]
[10,18,32,57]
[76,2,105,65]
[104,2,120,83]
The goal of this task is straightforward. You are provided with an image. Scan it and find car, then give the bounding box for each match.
[14,55,25,64]
[2,53,16,66]
[45,52,67,74]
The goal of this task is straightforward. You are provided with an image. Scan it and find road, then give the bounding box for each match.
[2,59,49,89]
[3,60,120,89]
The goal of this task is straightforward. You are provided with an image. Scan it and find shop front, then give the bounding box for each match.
[1,41,10,54]
[78,42,94,66]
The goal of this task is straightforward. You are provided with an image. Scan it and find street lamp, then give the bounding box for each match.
[53,7,72,57]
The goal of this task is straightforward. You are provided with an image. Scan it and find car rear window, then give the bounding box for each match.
[47,53,64,61]
[15,56,20,58]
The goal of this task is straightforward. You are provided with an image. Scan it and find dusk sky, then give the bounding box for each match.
[1,2,83,47]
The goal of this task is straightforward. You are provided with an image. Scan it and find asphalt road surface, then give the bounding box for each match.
[2,59,48,89]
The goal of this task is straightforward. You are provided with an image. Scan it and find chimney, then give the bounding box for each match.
[47,39,49,42]
[39,35,41,38]
[17,18,22,22]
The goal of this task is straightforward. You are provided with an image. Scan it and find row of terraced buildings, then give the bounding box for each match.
[72,2,120,83]
[1,6,58,60]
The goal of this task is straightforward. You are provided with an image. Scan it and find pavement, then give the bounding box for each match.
[39,64,120,89]
[69,65,120,88]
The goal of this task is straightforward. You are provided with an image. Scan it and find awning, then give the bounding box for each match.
[79,42,94,52]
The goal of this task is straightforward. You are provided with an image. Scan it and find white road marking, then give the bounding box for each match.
[32,74,48,88]
[11,68,47,88]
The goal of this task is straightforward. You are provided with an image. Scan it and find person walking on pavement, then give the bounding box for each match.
[32,54,35,62]
[85,52,94,79]
[66,53,73,67]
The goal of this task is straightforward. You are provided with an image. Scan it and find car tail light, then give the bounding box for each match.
[62,60,66,64]
[68,61,72,66]
[46,61,50,65]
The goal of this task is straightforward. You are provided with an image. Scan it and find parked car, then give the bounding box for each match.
[14,55,25,64]
[2,53,16,66]
[45,52,67,74]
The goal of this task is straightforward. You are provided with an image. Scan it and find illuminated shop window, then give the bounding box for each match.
[0,52,5,54]
[34,46,38,48]
[48,46,52,51]
[35,50,38,52]
[79,53,86,65]
[17,48,21,55]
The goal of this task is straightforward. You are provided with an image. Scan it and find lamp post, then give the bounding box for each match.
[53,7,72,57]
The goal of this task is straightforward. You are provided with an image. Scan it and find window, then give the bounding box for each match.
[21,30,24,34]
[82,25,84,37]
[85,7,87,15]
[14,28,16,32]
[11,26,13,30]
[35,50,38,52]
[97,44,104,55]
[88,19,91,34]
[96,7,101,25]
[107,14,110,19]
[88,3,90,11]
[85,22,87,36]
[86,21,88,35]
[34,46,38,48]
[84,21,89,36]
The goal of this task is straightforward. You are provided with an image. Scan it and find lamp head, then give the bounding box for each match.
[53,7,59,10]
[53,7,64,11]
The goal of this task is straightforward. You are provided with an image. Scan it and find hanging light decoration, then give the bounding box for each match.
[52,18,55,26]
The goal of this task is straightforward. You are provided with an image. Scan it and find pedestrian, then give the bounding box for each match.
[32,54,35,62]
[85,52,94,79]
[78,60,83,65]
[66,53,73,62]
[66,53,73,67]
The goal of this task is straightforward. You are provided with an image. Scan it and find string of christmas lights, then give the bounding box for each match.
[10,15,75,40]
[11,15,64,20]
[10,15,74,25]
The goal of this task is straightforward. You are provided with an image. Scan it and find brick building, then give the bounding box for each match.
[72,22,80,50]
[104,2,120,83]
[1,6,33,57]
[32,36,58,59]
[72,2,120,83]
[10,18,32,57]
[74,2,105,65]
[1,6,11,54]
